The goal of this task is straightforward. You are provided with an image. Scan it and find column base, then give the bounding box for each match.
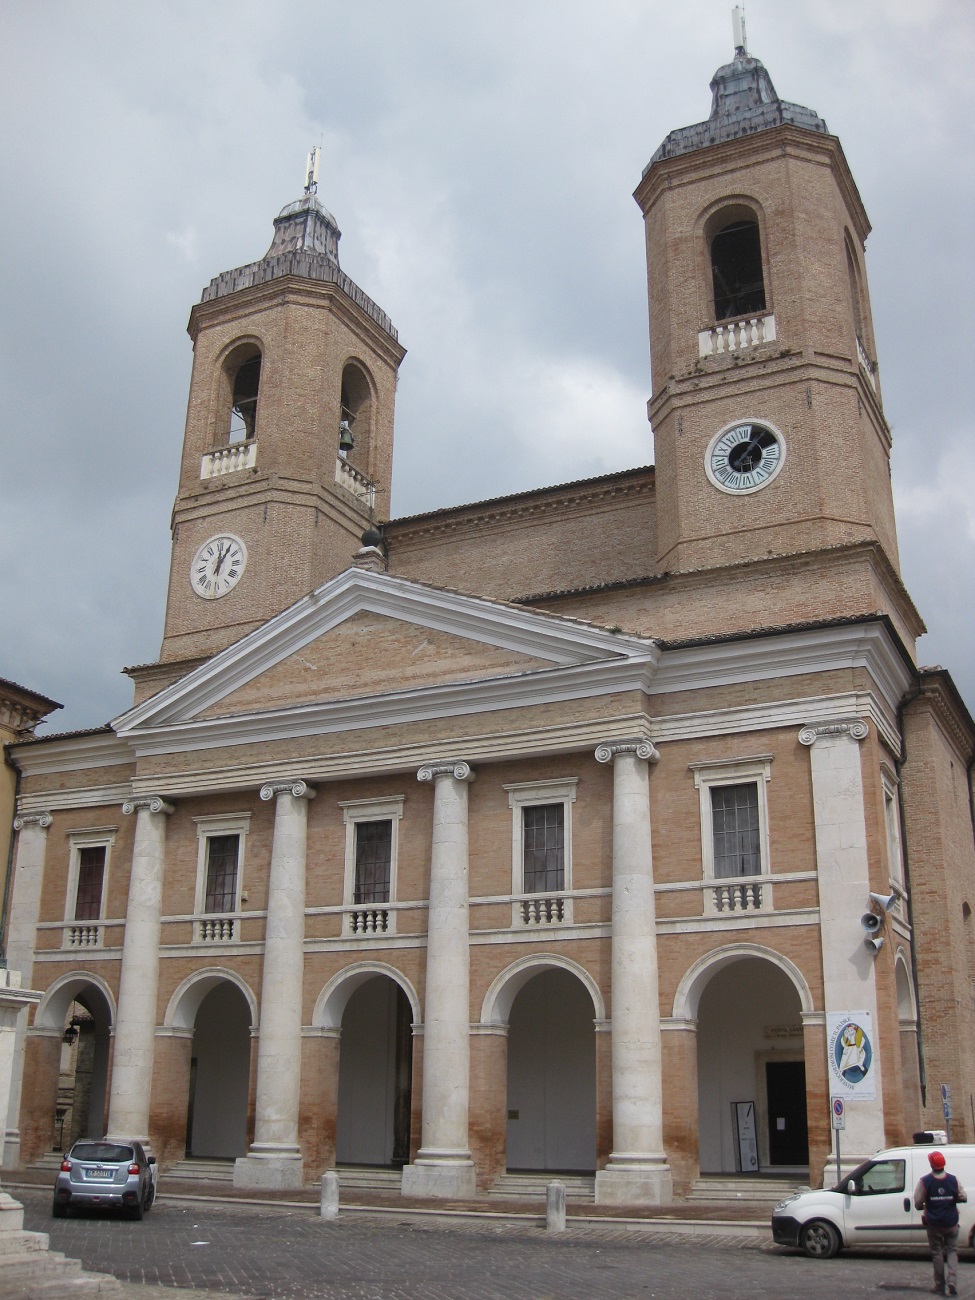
[0,1190,25,1233]
[595,1157,673,1206]
[401,1152,477,1200]
[233,1145,304,1190]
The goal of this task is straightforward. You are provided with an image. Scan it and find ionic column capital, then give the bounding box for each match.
[798,719,869,748]
[122,795,174,816]
[594,739,660,765]
[417,760,476,784]
[12,811,53,831]
[259,779,316,802]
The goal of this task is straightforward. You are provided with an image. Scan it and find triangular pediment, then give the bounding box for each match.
[114,568,657,736]
[197,609,554,719]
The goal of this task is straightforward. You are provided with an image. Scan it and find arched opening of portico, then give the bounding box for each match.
[24,975,114,1164]
[505,968,597,1173]
[335,975,413,1168]
[186,982,252,1158]
[693,955,808,1173]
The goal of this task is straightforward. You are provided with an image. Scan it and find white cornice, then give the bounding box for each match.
[114,568,654,733]
[654,622,912,713]
[11,732,134,777]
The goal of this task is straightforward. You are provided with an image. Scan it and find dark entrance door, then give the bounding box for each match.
[765,1060,808,1165]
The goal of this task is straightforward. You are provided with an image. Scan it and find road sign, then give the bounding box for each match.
[941,1083,953,1120]
[831,1097,846,1131]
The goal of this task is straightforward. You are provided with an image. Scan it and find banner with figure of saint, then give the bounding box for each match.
[826,1012,876,1100]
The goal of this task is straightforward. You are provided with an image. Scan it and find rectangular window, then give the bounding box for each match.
[204,834,239,913]
[505,778,577,927]
[193,813,250,942]
[522,804,565,893]
[691,756,773,915]
[75,846,106,920]
[710,783,761,878]
[63,829,116,948]
[353,820,392,905]
[340,797,405,936]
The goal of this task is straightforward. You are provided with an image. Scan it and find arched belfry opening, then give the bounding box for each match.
[216,342,262,445]
[708,207,766,322]
[339,361,374,466]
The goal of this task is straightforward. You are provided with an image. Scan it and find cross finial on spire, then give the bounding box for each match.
[304,146,320,195]
[732,4,747,56]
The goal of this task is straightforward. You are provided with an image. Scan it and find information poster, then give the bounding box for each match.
[826,1011,876,1100]
[733,1100,759,1172]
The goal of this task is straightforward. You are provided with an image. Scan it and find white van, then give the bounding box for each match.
[772,1144,975,1259]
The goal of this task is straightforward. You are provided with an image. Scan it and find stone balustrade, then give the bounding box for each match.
[698,312,777,358]
[201,441,257,479]
[334,456,375,506]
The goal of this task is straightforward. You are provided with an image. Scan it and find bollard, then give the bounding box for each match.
[320,1169,339,1220]
[545,1179,566,1233]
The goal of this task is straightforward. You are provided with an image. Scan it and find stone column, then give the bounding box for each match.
[593,740,672,1205]
[107,796,173,1144]
[4,811,51,1167]
[402,760,477,1199]
[800,719,886,1178]
[234,779,315,1190]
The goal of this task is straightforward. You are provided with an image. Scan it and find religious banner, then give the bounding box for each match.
[826,1012,876,1100]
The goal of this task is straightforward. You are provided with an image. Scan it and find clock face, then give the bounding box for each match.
[190,534,247,600]
[706,420,785,494]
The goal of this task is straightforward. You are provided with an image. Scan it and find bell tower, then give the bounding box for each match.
[634,25,898,585]
[159,151,406,664]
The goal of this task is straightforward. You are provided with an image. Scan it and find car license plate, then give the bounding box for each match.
[83,1166,114,1181]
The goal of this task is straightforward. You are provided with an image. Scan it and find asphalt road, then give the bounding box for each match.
[13,1186,966,1299]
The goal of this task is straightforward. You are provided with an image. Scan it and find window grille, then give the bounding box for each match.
[711,784,761,878]
[205,834,239,913]
[74,846,105,921]
[522,804,565,893]
[354,820,392,905]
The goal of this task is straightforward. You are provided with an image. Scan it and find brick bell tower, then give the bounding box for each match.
[634,23,899,588]
[159,150,406,664]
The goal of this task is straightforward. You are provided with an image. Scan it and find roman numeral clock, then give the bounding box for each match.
[705,419,786,494]
[190,534,247,600]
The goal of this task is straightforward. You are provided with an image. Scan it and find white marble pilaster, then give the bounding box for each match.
[800,719,886,1177]
[106,796,173,1145]
[593,740,672,1206]
[402,760,477,1200]
[234,779,315,1190]
[4,812,51,1168]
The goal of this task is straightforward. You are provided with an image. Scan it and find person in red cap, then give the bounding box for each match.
[914,1150,967,1294]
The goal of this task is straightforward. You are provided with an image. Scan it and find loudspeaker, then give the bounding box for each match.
[869,891,897,913]
[864,935,884,954]
[860,912,882,934]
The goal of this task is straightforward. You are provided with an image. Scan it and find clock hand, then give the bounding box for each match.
[213,544,229,575]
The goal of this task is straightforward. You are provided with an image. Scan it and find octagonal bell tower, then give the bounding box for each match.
[159,153,406,665]
[634,29,899,587]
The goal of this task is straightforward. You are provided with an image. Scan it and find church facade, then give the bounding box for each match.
[4,40,974,1204]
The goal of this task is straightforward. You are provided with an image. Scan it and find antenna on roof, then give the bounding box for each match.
[304,146,320,195]
[732,4,747,56]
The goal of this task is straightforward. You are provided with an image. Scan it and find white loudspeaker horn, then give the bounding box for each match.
[869,891,897,913]
[864,935,884,954]
[860,911,882,934]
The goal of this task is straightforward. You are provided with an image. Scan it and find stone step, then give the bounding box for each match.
[687,1176,809,1203]
[336,1166,403,1192]
[165,1157,236,1182]
[489,1173,595,1201]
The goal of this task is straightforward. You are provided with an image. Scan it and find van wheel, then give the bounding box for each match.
[800,1220,841,1259]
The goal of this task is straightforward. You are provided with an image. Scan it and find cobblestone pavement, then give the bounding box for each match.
[13,1187,964,1299]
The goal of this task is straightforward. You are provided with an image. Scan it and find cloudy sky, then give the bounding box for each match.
[2,0,973,734]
